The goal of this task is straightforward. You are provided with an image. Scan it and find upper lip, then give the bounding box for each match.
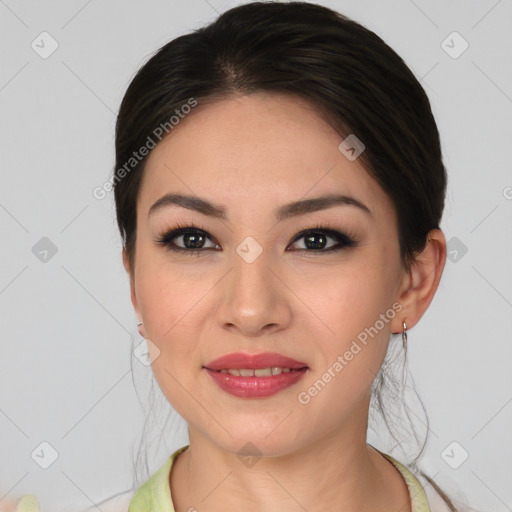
[204,351,308,370]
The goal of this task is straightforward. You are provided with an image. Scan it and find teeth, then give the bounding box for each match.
[218,367,296,376]
[255,368,272,377]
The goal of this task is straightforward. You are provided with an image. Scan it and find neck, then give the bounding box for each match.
[170,421,411,512]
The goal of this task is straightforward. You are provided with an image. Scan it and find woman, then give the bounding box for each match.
[102,1,478,511]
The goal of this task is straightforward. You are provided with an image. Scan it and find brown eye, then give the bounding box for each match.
[156,223,358,256]
[288,228,356,254]
[156,226,220,254]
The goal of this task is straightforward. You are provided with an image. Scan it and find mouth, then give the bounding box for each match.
[204,351,308,371]
[206,367,306,376]
[203,351,309,398]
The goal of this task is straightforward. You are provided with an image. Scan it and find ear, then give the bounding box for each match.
[390,229,447,334]
[122,248,143,324]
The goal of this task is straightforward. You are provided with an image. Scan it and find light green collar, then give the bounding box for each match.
[379,450,432,512]
[128,445,188,512]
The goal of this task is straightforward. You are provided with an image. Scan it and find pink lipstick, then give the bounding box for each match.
[203,351,308,398]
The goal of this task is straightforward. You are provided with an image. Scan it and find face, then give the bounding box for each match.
[124,92,409,457]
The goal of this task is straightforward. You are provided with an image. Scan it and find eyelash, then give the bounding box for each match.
[155,220,359,257]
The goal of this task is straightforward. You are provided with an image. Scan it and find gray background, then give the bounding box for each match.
[0,0,511,510]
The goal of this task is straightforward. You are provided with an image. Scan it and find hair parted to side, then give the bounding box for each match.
[113,1,457,509]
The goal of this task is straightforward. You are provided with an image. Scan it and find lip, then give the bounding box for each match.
[204,367,308,398]
[203,351,309,399]
[204,351,308,371]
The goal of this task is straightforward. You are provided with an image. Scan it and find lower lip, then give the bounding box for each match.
[204,368,308,398]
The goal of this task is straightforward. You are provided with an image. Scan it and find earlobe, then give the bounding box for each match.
[391,229,447,333]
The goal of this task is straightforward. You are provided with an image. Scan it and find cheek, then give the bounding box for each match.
[136,268,202,411]
[135,261,204,365]
[137,246,202,320]
[298,254,397,373]
[306,254,393,324]
[295,274,395,422]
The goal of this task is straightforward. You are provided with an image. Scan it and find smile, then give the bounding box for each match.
[214,367,298,376]
[204,366,308,398]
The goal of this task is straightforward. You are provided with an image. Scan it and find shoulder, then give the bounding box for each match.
[78,489,135,512]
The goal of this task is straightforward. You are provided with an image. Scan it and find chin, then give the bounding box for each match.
[209,428,304,460]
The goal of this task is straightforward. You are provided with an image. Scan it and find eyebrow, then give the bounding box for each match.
[148,193,372,221]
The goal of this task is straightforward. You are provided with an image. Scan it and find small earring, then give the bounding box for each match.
[402,320,407,351]
[137,321,143,327]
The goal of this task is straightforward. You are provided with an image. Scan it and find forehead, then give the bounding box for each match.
[139,92,394,224]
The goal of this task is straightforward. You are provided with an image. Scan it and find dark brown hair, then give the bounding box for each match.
[113,2,460,509]
[114,0,446,275]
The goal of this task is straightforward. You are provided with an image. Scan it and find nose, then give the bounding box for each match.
[216,247,293,337]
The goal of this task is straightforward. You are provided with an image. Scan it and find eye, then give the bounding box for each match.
[155,222,220,255]
[287,225,358,255]
[155,222,358,256]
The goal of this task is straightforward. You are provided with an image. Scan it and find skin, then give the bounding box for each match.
[123,91,447,512]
